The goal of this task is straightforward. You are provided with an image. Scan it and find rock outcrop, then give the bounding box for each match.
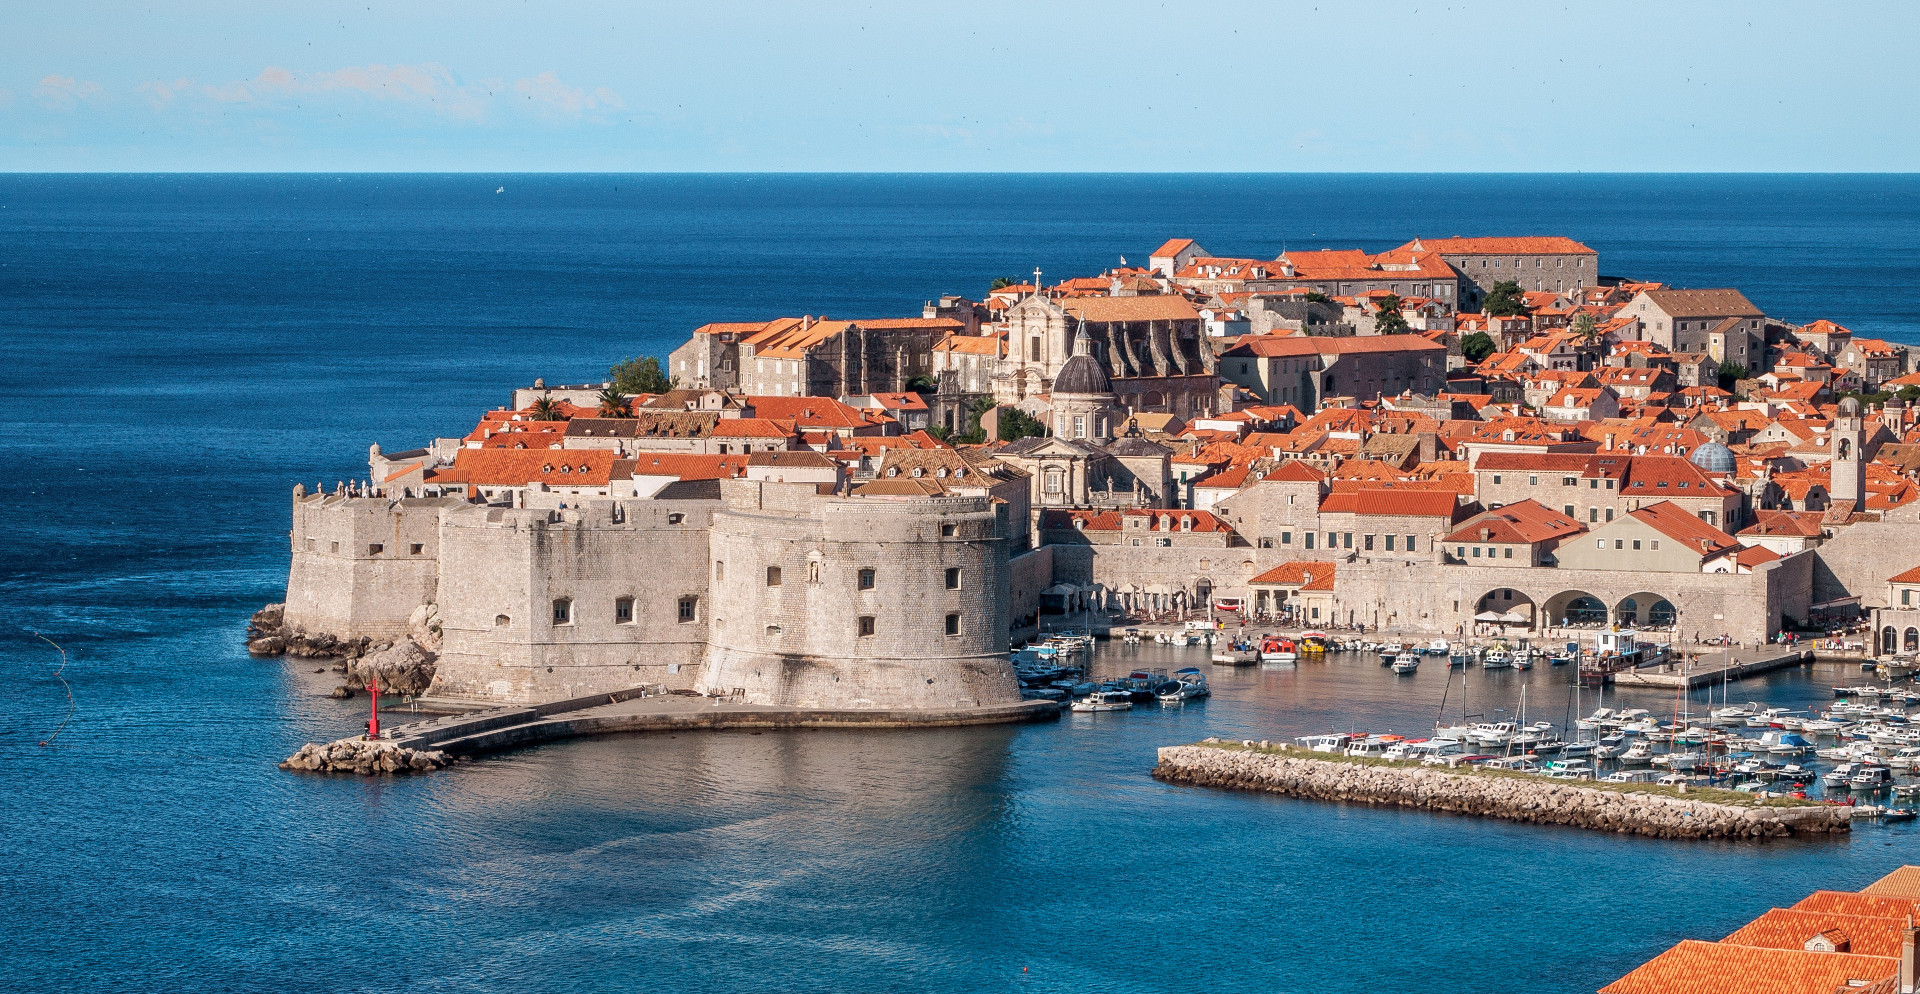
[246,604,438,691]
[1153,743,1851,841]
[280,739,451,775]
[345,638,437,695]
[406,602,443,654]
[247,604,374,659]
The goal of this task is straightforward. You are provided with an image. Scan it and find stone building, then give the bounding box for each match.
[1217,334,1449,409]
[1389,236,1599,306]
[1619,289,1766,371]
[994,293,1218,416]
[674,316,964,398]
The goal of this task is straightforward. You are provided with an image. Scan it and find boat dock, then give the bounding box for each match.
[1612,646,1813,689]
[285,688,1061,772]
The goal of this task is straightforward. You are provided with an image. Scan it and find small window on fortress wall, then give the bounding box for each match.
[715,561,725,581]
[495,614,510,627]
[945,614,961,636]
[615,598,634,624]
[767,566,782,587]
[858,568,875,590]
[552,599,572,625]
[945,568,961,590]
[368,544,383,555]
[858,616,876,637]
[410,544,423,555]
[330,541,340,553]
[678,596,698,623]
[941,523,956,537]
[667,513,684,524]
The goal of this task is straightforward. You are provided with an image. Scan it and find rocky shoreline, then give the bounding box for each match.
[280,738,453,775]
[1153,741,1852,840]
[246,603,440,695]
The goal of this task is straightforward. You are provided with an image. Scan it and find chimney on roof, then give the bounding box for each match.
[1900,918,1916,994]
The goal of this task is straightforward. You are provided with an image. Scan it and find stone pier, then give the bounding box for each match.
[1153,741,1850,840]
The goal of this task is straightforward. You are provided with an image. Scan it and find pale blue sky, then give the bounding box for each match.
[3,1,1913,172]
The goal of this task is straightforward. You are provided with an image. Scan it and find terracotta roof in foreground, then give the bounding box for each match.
[1598,939,1894,994]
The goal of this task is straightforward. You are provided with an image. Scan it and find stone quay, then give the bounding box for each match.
[1152,742,1852,840]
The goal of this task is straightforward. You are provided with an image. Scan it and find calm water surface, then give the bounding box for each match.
[4,175,1919,993]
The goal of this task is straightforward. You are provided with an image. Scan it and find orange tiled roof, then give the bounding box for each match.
[453,448,620,487]
[1248,561,1335,590]
[625,453,751,481]
[1598,939,1894,994]
[1399,236,1596,256]
[1861,865,1920,898]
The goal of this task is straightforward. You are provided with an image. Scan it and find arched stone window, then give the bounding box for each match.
[1906,628,1918,653]
[1883,627,1899,654]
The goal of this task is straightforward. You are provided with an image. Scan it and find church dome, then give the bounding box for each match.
[1051,352,1112,396]
[1690,440,1735,474]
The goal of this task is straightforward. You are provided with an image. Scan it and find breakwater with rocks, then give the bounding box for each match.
[1153,741,1851,840]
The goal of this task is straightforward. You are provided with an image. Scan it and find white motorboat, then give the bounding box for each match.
[1296,733,1352,753]
[1427,639,1451,655]
[1391,652,1421,674]
[1347,736,1405,758]
[1709,704,1757,725]
[1070,691,1132,713]
[1617,740,1655,766]
[1481,649,1513,670]
[1822,764,1863,787]
[1851,765,1895,791]
[1466,722,1517,748]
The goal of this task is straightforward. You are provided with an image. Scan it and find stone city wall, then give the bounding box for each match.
[698,480,1018,709]
[428,500,716,704]
[283,491,462,638]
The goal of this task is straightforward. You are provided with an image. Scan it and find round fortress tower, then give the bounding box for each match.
[699,480,1020,709]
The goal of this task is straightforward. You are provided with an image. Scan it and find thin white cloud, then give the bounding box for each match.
[512,71,623,118]
[136,77,195,109]
[169,64,622,124]
[34,75,103,111]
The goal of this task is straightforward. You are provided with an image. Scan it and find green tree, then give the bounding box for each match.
[529,393,566,421]
[951,395,998,444]
[1303,290,1332,304]
[905,374,939,395]
[997,407,1050,443]
[608,356,675,396]
[1717,359,1751,387]
[1373,294,1409,335]
[1482,280,1528,317]
[1460,331,1497,363]
[1572,312,1600,343]
[596,387,633,418]
[989,276,1019,291]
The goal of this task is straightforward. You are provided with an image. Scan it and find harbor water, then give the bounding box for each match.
[6,174,1920,993]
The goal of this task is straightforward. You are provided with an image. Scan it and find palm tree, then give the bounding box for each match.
[1572,312,1600,345]
[596,387,632,418]
[530,393,565,421]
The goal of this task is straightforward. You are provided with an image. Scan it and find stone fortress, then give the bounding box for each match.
[283,478,1019,711]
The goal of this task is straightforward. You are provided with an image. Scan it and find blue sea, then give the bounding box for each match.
[4,174,1920,994]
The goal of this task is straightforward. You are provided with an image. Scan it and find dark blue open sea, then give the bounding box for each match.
[5,174,1920,994]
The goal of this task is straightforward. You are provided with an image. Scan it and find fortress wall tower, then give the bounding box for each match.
[698,479,1020,709]
[283,489,458,638]
[427,499,716,704]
